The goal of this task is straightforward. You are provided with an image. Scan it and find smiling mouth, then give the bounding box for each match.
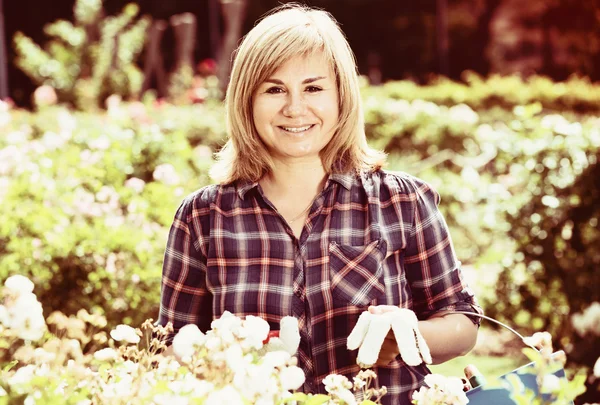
[278,125,315,133]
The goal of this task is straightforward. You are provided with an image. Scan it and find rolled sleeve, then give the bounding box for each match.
[157,195,213,343]
[403,178,483,325]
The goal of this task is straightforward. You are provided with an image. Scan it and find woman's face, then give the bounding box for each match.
[252,52,339,163]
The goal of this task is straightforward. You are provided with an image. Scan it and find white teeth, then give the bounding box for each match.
[281,125,312,133]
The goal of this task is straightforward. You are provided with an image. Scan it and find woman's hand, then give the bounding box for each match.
[368,305,403,367]
[368,305,478,367]
[347,305,431,368]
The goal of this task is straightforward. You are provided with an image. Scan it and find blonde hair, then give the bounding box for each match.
[210,3,386,184]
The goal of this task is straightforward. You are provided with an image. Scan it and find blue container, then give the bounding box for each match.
[465,353,573,405]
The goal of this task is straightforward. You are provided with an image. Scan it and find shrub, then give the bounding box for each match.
[363,73,600,115]
[0,101,214,328]
[13,0,150,110]
[1,75,600,388]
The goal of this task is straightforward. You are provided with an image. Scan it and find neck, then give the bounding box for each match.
[260,157,327,199]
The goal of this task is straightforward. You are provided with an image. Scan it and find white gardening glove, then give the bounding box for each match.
[347,307,432,368]
[261,316,300,356]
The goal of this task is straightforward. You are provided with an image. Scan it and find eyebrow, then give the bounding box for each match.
[264,76,327,85]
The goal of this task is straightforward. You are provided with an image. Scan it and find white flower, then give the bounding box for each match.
[172,324,206,361]
[110,324,140,344]
[89,136,111,150]
[242,315,270,349]
[210,311,243,345]
[124,177,146,194]
[121,360,139,374]
[96,185,119,203]
[334,387,357,405]
[540,374,561,393]
[156,357,183,374]
[33,348,56,363]
[353,375,367,390]
[279,366,305,391]
[413,374,469,405]
[153,394,190,405]
[323,374,353,392]
[262,351,291,369]
[106,94,123,114]
[572,302,600,337]
[57,110,76,135]
[7,365,36,386]
[153,163,180,185]
[204,385,244,405]
[7,293,46,341]
[593,356,600,378]
[4,275,35,295]
[168,376,214,397]
[449,104,479,125]
[412,99,440,117]
[94,348,119,361]
[232,363,278,400]
[102,373,134,398]
[41,131,66,150]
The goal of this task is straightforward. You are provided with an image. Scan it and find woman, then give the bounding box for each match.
[158,4,482,404]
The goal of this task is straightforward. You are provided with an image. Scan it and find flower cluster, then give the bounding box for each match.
[0,275,47,341]
[0,276,385,405]
[169,311,305,404]
[411,374,468,405]
[571,302,600,338]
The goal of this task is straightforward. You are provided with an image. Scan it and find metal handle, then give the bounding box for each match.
[445,310,541,353]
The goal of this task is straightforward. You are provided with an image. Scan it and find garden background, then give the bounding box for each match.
[0,0,599,403]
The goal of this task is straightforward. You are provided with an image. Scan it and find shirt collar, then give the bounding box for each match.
[327,172,354,190]
[236,180,259,200]
[235,172,354,200]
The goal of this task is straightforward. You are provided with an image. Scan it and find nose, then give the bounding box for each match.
[282,91,307,118]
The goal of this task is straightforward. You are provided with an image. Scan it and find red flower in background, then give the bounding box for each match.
[197,58,217,76]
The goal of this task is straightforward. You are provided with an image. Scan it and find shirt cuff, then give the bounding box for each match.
[429,302,484,327]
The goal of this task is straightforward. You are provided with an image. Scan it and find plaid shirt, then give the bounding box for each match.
[158,170,482,404]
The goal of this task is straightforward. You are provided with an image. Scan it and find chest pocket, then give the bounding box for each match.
[328,239,386,307]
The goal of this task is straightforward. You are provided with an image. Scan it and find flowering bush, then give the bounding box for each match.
[2,76,600,400]
[0,275,385,404]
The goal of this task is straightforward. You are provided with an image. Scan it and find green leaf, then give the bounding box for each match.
[562,374,587,400]
[279,393,308,403]
[304,394,331,405]
[359,401,379,405]
[521,348,542,364]
[2,360,18,372]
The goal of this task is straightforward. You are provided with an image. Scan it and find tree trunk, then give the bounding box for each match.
[0,0,9,99]
[474,0,502,75]
[208,0,221,60]
[217,0,247,95]
[436,0,449,76]
[170,12,197,73]
[141,20,168,97]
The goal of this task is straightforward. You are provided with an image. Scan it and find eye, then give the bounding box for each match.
[265,86,284,94]
[306,85,323,93]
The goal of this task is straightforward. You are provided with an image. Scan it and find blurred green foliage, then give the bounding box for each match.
[0,76,598,377]
[0,100,221,328]
[13,0,150,110]
[367,73,600,114]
